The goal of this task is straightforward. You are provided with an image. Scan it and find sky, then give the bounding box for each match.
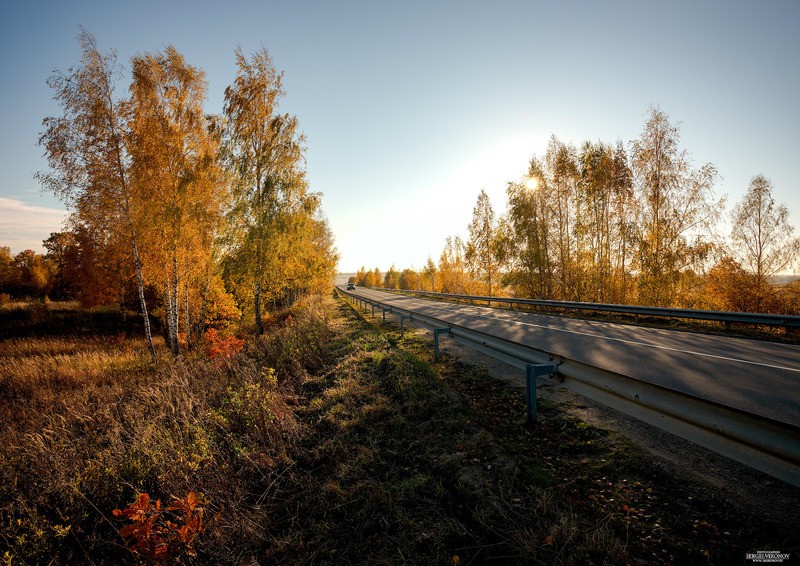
[1,0,798,272]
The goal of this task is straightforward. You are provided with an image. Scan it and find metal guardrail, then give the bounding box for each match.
[374,287,800,330]
[337,287,800,488]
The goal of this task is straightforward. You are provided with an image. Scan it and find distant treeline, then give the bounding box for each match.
[356,108,800,315]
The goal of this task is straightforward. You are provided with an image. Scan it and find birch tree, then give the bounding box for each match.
[222,46,310,334]
[466,189,499,296]
[399,268,420,290]
[610,142,635,303]
[37,28,156,360]
[578,141,614,301]
[730,175,799,310]
[438,236,468,294]
[545,137,580,300]
[422,257,437,291]
[631,107,720,306]
[129,46,222,355]
[383,265,400,289]
[576,141,635,303]
[502,157,553,299]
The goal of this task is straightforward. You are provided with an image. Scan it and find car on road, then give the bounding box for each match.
[347,283,355,290]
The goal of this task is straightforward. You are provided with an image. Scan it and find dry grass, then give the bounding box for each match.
[0,299,81,309]
[0,335,148,406]
[2,293,796,564]
[0,297,329,564]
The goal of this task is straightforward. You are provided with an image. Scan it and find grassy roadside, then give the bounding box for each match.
[318,293,799,565]
[1,292,797,564]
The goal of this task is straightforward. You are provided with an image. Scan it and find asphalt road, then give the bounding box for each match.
[348,287,800,428]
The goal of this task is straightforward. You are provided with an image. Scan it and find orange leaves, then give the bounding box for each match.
[204,328,245,360]
[114,493,159,540]
[113,491,206,564]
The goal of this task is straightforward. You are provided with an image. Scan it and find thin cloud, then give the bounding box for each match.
[0,197,68,254]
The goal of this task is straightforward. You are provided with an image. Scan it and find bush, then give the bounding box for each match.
[204,328,245,360]
[113,492,205,564]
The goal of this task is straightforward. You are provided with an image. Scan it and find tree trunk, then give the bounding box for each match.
[171,256,180,356]
[164,263,180,357]
[164,280,174,352]
[132,238,156,362]
[254,281,264,335]
[184,281,191,351]
[198,266,211,339]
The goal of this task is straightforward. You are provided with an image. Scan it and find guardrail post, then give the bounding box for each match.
[382,308,390,323]
[400,314,410,336]
[372,304,375,317]
[433,327,450,361]
[525,363,558,424]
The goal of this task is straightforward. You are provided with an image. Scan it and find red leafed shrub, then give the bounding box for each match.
[204,328,245,360]
[113,491,206,564]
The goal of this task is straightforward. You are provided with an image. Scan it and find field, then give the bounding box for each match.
[0,295,798,564]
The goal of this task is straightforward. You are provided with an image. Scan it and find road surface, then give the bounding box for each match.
[349,287,800,428]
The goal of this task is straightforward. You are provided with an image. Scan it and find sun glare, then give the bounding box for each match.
[525,176,539,190]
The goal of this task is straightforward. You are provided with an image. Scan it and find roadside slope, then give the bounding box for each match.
[263,293,799,564]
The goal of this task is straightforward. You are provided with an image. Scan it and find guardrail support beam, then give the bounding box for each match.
[400,314,411,336]
[433,327,450,361]
[525,362,558,424]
